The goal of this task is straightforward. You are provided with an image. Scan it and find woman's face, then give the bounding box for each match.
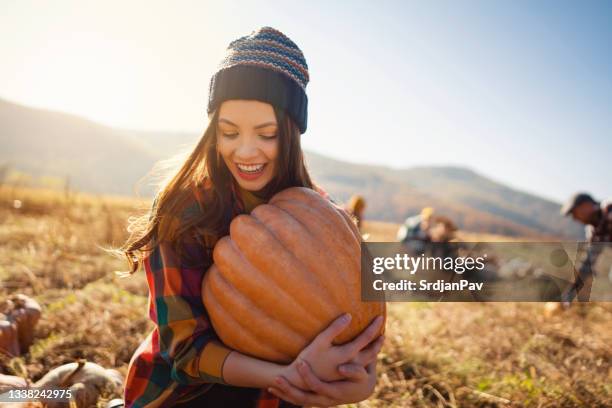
[216,100,279,192]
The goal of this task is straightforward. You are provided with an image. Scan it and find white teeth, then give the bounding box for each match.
[236,163,265,173]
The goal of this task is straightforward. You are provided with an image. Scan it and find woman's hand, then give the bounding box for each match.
[221,314,384,393]
[343,332,385,370]
[278,313,384,389]
[301,313,384,381]
[270,359,379,407]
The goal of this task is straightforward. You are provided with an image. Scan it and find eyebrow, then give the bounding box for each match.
[218,118,278,129]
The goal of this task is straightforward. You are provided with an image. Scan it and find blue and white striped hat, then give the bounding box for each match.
[207,27,309,133]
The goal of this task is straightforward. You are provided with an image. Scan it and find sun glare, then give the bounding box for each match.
[17,31,140,127]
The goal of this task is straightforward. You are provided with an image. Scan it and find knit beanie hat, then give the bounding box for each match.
[207,27,309,133]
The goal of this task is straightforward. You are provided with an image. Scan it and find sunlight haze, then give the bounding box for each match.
[1,0,610,203]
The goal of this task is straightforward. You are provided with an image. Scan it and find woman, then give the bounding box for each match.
[120,27,384,407]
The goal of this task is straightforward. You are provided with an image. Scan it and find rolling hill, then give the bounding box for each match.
[0,97,583,238]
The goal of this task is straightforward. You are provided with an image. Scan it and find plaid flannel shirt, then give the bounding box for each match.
[123,183,329,408]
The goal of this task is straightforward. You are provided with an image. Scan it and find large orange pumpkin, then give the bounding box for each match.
[202,187,386,364]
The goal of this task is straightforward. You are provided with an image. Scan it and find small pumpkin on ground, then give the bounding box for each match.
[0,294,42,354]
[0,372,28,392]
[0,317,20,358]
[0,373,40,408]
[203,187,386,364]
[33,359,124,408]
[0,361,123,408]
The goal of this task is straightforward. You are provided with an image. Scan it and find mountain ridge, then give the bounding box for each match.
[0,97,583,238]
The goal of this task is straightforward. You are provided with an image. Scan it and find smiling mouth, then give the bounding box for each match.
[236,163,266,173]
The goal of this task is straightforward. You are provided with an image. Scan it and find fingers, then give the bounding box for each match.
[316,313,352,345]
[342,315,384,356]
[364,361,378,387]
[267,386,303,407]
[268,376,335,407]
[365,360,377,375]
[352,334,385,366]
[296,359,339,399]
[337,363,368,382]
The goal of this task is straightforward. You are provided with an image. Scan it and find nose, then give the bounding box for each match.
[234,137,260,161]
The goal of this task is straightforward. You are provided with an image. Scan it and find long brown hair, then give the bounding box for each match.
[119,106,313,275]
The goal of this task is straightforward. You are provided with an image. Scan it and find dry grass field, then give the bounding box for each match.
[0,187,610,407]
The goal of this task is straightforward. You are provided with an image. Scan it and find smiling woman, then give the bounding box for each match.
[118,27,384,408]
[217,100,280,191]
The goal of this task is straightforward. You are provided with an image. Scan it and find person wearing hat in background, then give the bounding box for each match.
[560,192,612,305]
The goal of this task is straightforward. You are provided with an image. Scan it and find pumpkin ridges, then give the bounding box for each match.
[228,215,332,298]
[249,204,348,314]
[272,199,361,295]
[271,188,360,246]
[274,200,359,264]
[203,187,386,363]
[277,194,381,343]
[269,195,386,345]
[211,236,324,338]
[274,197,360,256]
[336,205,373,333]
[229,216,324,284]
[265,190,371,343]
[337,205,362,240]
[202,271,290,362]
[273,197,360,251]
[204,265,304,361]
[262,198,369,344]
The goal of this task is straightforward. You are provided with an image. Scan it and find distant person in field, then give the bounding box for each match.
[397,211,460,281]
[560,192,612,304]
[345,195,366,229]
[396,207,434,253]
[118,27,383,408]
[427,215,457,243]
[422,215,458,259]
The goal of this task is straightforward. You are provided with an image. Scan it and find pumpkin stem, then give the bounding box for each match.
[59,359,87,387]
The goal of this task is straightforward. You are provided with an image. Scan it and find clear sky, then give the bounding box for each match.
[1,0,610,203]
